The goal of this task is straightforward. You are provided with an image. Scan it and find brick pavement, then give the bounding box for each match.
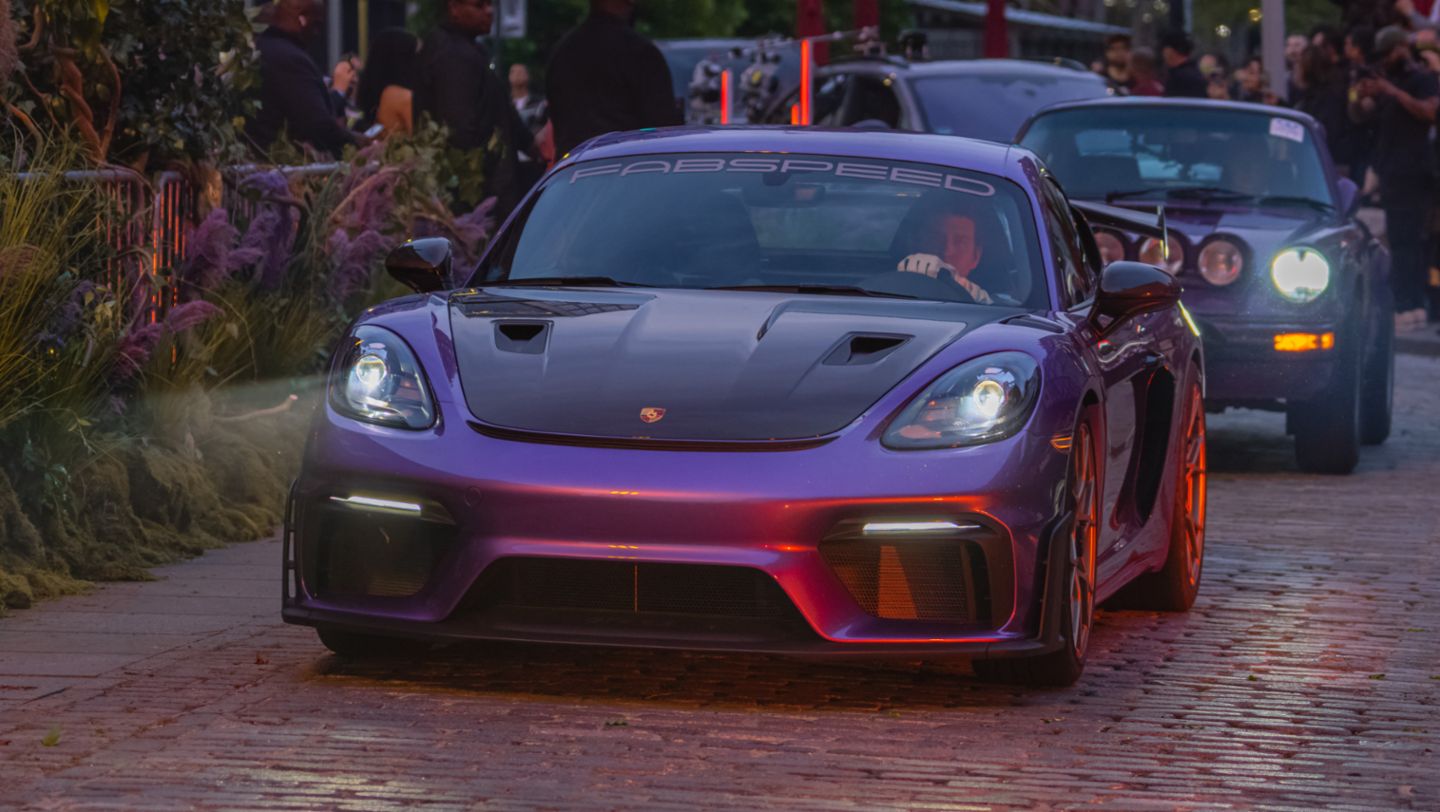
[1,356,1438,811]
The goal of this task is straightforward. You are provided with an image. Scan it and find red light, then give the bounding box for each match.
[719,69,731,125]
[799,39,813,125]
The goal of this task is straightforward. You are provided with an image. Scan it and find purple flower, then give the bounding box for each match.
[163,300,222,334]
[112,322,165,381]
[326,228,391,302]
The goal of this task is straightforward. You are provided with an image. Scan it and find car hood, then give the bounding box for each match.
[1114,202,1327,250]
[447,287,1008,442]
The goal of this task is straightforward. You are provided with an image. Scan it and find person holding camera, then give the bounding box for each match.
[1351,25,1440,330]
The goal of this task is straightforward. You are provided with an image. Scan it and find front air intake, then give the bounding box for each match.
[821,539,990,624]
[308,507,453,599]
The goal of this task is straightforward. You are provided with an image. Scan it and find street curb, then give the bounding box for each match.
[1397,335,1440,358]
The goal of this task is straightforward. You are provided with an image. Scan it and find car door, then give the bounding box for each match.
[1039,179,1153,579]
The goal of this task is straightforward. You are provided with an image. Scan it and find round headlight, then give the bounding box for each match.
[1139,236,1185,275]
[1270,247,1330,303]
[1198,239,1244,286]
[1094,231,1126,266]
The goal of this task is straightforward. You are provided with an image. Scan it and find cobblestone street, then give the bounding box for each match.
[1,355,1437,811]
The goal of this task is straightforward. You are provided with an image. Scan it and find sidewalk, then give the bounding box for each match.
[0,540,278,706]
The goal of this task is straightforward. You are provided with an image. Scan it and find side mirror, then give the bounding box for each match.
[1336,177,1359,217]
[1094,261,1181,322]
[386,238,453,294]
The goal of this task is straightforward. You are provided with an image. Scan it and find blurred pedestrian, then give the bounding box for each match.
[413,0,540,214]
[247,0,364,157]
[1295,46,1350,159]
[1351,25,1439,330]
[1129,48,1165,96]
[1286,33,1309,101]
[510,64,550,190]
[1095,34,1132,92]
[1342,26,1380,181]
[510,64,549,135]
[1161,32,1207,98]
[547,0,683,157]
[356,28,418,139]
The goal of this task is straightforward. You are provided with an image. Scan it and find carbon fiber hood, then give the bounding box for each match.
[448,287,1005,442]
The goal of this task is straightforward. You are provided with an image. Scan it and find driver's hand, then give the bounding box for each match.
[898,253,951,278]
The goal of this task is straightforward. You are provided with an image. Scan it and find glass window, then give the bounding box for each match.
[845,74,903,129]
[1019,107,1335,209]
[911,73,1109,142]
[1036,177,1094,306]
[478,153,1047,309]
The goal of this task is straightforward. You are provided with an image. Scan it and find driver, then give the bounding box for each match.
[896,208,995,304]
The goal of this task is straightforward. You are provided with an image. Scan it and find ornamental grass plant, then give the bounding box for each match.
[0,127,497,615]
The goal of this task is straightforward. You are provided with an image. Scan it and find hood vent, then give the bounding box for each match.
[824,333,910,366]
[495,321,550,354]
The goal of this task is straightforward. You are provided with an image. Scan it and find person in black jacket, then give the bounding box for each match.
[246,0,363,157]
[1160,31,1208,98]
[413,0,538,214]
[546,0,683,157]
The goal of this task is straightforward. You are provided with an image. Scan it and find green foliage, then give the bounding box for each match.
[8,0,258,168]
[1191,0,1341,55]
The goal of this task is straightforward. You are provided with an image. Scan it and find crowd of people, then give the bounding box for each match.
[244,0,1440,332]
[1094,5,1440,332]
[244,0,681,220]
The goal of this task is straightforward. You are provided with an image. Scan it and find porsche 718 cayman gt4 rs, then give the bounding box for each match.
[283,128,1207,686]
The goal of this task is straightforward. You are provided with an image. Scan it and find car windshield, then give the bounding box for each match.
[1018,107,1335,209]
[476,153,1047,308]
[912,73,1109,142]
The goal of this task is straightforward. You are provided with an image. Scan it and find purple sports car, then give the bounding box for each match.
[283,128,1207,686]
[1019,98,1393,474]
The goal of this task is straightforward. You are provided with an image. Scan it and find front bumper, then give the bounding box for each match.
[1191,314,1345,407]
[281,408,1075,658]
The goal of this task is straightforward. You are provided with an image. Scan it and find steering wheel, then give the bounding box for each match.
[860,270,979,304]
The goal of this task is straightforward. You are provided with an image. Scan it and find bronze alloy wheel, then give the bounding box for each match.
[1069,422,1100,658]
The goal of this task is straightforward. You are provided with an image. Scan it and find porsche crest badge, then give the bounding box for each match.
[639,407,666,424]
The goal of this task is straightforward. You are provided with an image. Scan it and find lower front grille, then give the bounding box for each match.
[473,558,794,619]
[308,509,451,599]
[821,539,989,624]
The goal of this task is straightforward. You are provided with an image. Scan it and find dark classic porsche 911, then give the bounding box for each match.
[1019,98,1394,474]
[283,128,1207,686]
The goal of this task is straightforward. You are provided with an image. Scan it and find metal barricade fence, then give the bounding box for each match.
[18,163,343,323]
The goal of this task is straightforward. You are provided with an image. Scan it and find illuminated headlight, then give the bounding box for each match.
[1198,239,1244,286]
[883,352,1040,450]
[1139,236,1185,275]
[1270,247,1330,303]
[330,325,436,429]
[1094,231,1127,266]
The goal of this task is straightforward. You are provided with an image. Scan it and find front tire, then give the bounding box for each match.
[1360,309,1394,445]
[316,627,428,660]
[1291,338,1361,474]
[974,408,1100,688]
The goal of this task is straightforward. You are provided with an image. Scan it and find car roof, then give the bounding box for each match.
[833,57,1106,82]
[1027,95,1318,126]
[563,126,1035,181]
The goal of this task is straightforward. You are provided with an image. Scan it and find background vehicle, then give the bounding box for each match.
[284,129,1206,687]
[1019,98,1392,474]
[658,38,800,124]
[761,57,1110,141]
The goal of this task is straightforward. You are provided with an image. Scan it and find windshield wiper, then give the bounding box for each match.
[485,276,651,288]
[1106,186,1251,203]
[707,284,920,299]
[1253,195,1335,212]
[1105,188,1168,202]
